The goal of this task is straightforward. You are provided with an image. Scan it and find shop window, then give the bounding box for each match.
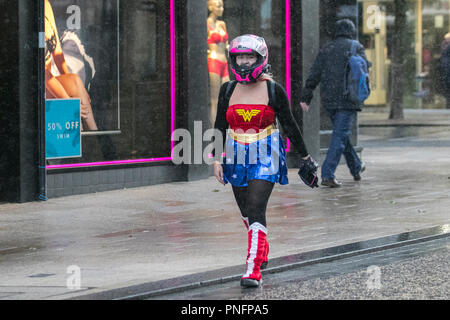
[358,0,450,109]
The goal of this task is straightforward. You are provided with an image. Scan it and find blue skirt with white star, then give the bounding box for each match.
[222,130,289,187]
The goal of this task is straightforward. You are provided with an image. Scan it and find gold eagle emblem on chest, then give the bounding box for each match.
[235,109,261,122]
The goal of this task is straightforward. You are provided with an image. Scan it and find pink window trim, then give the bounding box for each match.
[47,0,292,169]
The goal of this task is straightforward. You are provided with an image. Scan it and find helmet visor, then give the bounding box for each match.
[229,35,267,58]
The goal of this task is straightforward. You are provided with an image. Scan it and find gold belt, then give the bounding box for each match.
[228,124,276,144]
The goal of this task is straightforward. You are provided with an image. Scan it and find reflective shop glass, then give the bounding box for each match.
[357,0,450,109]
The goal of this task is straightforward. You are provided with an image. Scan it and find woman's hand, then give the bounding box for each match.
[213,161,225,185]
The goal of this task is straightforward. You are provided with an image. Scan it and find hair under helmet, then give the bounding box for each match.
[229,34,269,83]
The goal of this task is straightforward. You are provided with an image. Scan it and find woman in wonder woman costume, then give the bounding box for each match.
[207,0,230,124]
[212,35,319,288]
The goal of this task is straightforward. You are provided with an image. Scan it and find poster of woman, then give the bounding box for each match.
[44,0,119,133]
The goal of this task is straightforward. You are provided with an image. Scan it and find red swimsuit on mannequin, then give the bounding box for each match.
[207,58,229,77]
[207,30,228,44]
[207,26,229,77]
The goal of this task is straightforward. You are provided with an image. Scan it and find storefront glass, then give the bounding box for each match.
[358,0,450,109]
[45,0,173,168]
[421,0,450,108]
[45,0,291,169]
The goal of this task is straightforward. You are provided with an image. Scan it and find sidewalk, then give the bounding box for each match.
[1,109,449,300]
[359,108,450,126]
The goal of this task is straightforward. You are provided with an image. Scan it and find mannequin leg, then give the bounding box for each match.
[209,72,221,125]
[45,76,70,99]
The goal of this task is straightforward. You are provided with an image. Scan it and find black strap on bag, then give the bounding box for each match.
[224,80,237,106]
[268,80,276,106]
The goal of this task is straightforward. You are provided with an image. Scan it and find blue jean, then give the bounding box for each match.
[322,110,362,179]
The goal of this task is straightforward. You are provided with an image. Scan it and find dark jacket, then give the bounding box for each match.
[300,19,371,111]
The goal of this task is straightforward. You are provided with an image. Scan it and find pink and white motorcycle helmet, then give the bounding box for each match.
[228,34,269,83]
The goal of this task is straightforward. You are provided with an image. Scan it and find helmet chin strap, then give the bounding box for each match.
[240,76,260,85]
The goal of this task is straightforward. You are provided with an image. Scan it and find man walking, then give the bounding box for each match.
[299,19,370,187]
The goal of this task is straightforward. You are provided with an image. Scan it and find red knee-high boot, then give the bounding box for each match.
[262,241,269,270]
[241,215,269,270]
[241,222,267,287]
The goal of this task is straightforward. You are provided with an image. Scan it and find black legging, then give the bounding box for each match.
[232,179,275,227]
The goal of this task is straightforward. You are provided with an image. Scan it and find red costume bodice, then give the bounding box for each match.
[226,104,275,132]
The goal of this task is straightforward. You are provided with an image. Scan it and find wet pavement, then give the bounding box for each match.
[149,236,450,300]
[0,109,449,300]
